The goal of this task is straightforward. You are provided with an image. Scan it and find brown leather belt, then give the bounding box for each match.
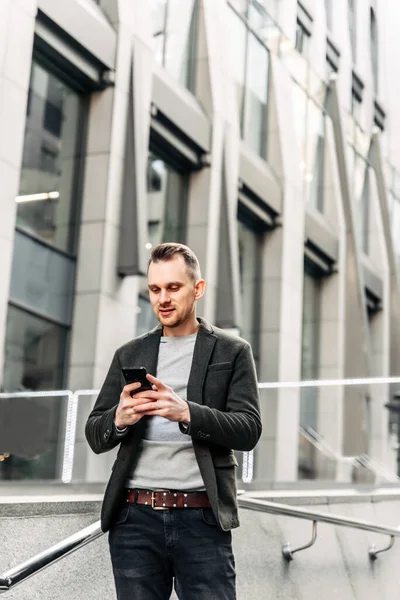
[125,488,211,510]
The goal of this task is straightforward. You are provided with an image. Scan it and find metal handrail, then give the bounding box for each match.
[299,426,399,482]
[0,521,103,593]
[238,495,400,561]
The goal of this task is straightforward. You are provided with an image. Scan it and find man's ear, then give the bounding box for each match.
[194,279,206,300]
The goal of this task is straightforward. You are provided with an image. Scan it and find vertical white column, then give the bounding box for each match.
[0,0,36,382]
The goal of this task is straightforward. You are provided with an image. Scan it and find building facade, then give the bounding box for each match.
[1,0,400,484]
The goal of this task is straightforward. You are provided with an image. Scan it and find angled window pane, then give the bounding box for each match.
[348,0,356,62]
[9,232,75,325]
[238,219,262,367]
[146,153,188,248]
[227,6,248,128]
[243,32,269,158]
[370,8,378,94]
[1,306,68,480]
[17,61,84,253]
[391,196,400,271]
[152,0,197,90]
[299,269,321,479]
[151,0,168,66]
[306,100,326,212]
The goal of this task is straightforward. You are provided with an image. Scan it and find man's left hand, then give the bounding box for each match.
[131,374,191,423]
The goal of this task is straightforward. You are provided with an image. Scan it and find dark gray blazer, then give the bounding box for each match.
[85,318,262,532]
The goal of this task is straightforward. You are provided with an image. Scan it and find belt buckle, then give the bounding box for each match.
[151,490,170,510]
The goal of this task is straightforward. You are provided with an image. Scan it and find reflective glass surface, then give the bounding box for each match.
[350,149,370,255]
[1,306,68,480]
[299,269,321,478]
[243,33,269,158]
[9,232,75,325]
[292,79,327,213]
[295,20,310,56]
[17,60,83,253]
[146,153,188,248]
[227,6,270,159]
[238,219,262,367]
[348,0,356,62]
[151,0,197,90]
[306,99,326,212]
[391,197,400,266]
[226,6,247,122]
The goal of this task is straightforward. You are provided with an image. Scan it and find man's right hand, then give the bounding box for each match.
[114,382,157,428]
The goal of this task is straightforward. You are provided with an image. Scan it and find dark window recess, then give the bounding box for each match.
[295,19,310,55]
[373,99,385,131]
[365,288,382,316]
[44,101,63,137]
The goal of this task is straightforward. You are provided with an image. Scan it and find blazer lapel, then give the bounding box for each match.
[187,318,217,405]
[141,324,162,376]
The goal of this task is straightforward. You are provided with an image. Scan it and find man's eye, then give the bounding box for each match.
[150,289,160,294]
[169,287,179,292]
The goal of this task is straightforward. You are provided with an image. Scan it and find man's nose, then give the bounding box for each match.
[159,290,170,304]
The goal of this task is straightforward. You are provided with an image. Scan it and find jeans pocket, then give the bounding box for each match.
[113,503,131,526]
[201,508,219,527]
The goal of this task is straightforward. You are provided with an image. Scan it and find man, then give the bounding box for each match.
[85,242,262,600]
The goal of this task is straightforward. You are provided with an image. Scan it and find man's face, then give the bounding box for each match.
[148,255,202,329]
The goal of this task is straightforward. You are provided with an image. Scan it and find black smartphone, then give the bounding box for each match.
[122,367,153,395]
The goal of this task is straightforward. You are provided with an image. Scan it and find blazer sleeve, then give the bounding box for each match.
[182,342,262,451]
[85,350,129,454]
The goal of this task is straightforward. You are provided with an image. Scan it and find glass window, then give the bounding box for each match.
[9,231,75,325]
[2,306,67,392]
[226,6,248,128]
[391,196,400,261]
[146,153,189,249]
[299,268,321,478]
[348,0,356,63]
[150,0,198,90]
[306,100,326,212]
[242,32,269,158]
[353,152,369,255]
[351,90,362,121]
[227,6,270,159]
[151,0,168,66]
[370,8,378,94]
[1,306,68,480]
[295,20,310,56]
[238,219,263,367]
[325,0,332,30]
[16,60,84,253]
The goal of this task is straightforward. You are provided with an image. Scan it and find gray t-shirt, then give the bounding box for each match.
[125,333,205,490]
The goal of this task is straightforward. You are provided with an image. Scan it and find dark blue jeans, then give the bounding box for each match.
[108,503,236,600]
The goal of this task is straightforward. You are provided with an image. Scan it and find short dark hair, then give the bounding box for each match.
[148,243,201,282]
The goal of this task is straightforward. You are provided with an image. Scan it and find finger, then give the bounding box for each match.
[146,374,168,391]
[123,382,142,394]
[131,390,159,402]
[133,401,162,413]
